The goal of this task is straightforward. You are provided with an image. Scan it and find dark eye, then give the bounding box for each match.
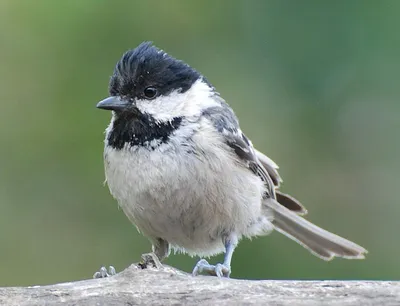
[143,86,158,99]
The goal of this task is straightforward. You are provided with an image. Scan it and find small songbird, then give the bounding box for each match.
[96,42,367,277]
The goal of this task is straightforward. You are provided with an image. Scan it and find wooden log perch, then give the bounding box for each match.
[0,254,398,306]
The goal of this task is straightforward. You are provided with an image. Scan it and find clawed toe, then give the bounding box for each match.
[192,259,209,276]
[215,263,230,277]
[192,259,230,277]
[93,266,117,279]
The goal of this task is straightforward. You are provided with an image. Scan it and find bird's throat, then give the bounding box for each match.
[107,112,182,150]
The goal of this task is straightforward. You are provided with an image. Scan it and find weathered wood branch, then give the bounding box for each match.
[0,254,398,306]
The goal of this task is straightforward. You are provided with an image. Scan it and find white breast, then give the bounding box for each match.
[103,120,272,256]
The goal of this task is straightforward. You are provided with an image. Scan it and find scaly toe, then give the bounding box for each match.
[215,263,231,278]
[192,259,211,276]
[93,266,117,279]
[192,259,231,277]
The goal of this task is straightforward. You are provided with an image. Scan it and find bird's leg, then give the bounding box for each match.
[192,235,238,277]
[137,238,170,269]
[93,239,169,278]
[152,238,170,262]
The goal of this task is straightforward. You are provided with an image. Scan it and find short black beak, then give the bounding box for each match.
[96,96,131,111]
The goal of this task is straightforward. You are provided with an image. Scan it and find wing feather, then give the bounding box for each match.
[202,104,275,199]
[202,102,307,214]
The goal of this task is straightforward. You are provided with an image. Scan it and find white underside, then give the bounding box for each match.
[104,119,273,257]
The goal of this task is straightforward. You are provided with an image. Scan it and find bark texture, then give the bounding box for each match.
[0,254,398,306]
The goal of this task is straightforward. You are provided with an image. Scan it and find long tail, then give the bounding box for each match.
[266,199,367,260]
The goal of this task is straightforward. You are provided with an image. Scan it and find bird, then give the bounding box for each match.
[96,42,367,277]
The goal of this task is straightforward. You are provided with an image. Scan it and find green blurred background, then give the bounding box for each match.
[0,0,398,286]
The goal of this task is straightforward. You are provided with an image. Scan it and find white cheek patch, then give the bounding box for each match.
[135,79,219,121]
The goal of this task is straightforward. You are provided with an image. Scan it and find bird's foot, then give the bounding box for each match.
[192,259,231,277]
[138,252,163,270]
[93,266,117,279]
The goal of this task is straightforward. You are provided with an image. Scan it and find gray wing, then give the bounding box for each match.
[202,104,276,199]
[254,149,282,187]
[202,102,307,214]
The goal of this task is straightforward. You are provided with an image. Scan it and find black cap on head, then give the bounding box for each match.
[109,42,202,100]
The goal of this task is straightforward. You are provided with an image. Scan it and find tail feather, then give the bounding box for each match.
[266,199,367,260]
[276,191,308,215]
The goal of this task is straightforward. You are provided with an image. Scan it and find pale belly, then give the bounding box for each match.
[104,144,270,256]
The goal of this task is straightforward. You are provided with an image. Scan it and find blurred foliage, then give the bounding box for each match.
[0,0,399,286]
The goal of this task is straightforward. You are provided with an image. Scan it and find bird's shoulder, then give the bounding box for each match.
[201,100,276,198]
